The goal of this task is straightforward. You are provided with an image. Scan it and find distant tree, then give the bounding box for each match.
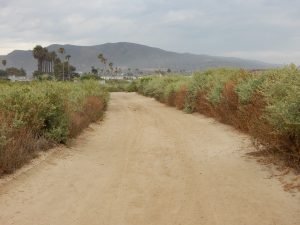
[1,59,7,67]
[32,45,57,76]
[6,67,26,76]
[97,53,104,63]
[167,68,171,73]
[20,68,27,76]
[46,49,54,74]
[103,58,107,65]
[80,73,100,80]
[98,53,106,65]
[98,53,107,75]
[41,47,49,74]
[67,64,77,79]
[33,45,44,73]
[0,69,7,78]
[65,54,71,80]
[91,66,98,75]
[58,47,65,80]
[108,62,114,75]
[54,61,76,80]
[49,51,57,75]
[114,67,118,76]
[1,60,7,79]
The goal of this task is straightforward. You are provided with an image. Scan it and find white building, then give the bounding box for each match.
[8,75,30,82]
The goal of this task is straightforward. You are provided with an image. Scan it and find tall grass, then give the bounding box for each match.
[0,81,109,174]
[136,66,300,167]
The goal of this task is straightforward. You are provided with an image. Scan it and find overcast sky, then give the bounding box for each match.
[0,0,300,64]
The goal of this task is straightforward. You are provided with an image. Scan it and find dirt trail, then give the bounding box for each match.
[0,92,299,225]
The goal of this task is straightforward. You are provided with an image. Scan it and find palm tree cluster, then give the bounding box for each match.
[33,45,57,74]
[32,45,74,80]
[97,53,120,76]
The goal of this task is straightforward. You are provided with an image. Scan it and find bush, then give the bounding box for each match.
[126,81,138,92]
[0,81,109,174]
[137,66,300,167]
[137,75,189,103]
[103,80,133,92]
[235,74,265,105]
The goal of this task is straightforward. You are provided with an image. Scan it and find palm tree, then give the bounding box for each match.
[41,48,49,74]
[109,62,113,75]
[33,45,44,73]
[98,53,104,62]
[49,51,57,75]
[103,58,108,75]
[65,54,71,80]
[98,53,107,75]
[91,66,98,75]
[118,67,122,75]
[98,53,107,65]
[46,50,53,74]
[58,47,65,80]
[1,60,7,78]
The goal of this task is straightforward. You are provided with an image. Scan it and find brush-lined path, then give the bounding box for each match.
[0,92,299,225]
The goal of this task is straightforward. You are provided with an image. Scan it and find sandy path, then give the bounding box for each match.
[0,92,299,225]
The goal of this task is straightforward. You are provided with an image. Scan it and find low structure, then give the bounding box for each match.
[100,75,138,80]
[8,75,30,82]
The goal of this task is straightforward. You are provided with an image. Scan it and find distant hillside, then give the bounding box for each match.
[0,42,276,76]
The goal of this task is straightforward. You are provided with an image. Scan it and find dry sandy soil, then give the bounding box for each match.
[0,92,299,225]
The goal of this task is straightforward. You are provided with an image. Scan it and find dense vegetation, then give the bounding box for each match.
[0,59,27,79]
[2,67,26,76]
[103,80,137,92]
[0,81,109,174]
[135,66,300,167]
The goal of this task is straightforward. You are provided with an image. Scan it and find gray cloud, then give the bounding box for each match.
[0,0,300,64]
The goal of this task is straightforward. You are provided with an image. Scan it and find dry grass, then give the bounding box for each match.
[0,128,53,174]
[69,96,105,138]
[175,86,187,110]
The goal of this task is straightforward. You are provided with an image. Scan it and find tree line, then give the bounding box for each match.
[1,46,144,81]
[88,53,123,76]
[0,59,27,78]
[32,45,76,80]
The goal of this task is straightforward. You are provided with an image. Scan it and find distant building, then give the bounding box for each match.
[100,75,137,80]
[8,75,30,82]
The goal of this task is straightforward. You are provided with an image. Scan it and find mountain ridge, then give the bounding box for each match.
[0,42,276,76]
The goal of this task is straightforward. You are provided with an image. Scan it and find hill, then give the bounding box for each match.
[0,42,275,76]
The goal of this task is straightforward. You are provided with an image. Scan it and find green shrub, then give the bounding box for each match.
[260,66,300,136]
[0,80,109,174]
[137,66,300,165]
[103,80,132,92]
[126,81,138,92]
[137,75,189,103]
[235,74,265,105]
